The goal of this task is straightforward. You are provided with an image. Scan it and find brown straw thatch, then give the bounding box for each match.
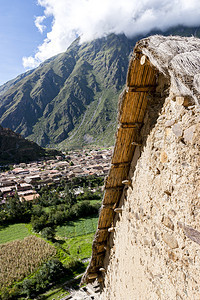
[81,35,200,285]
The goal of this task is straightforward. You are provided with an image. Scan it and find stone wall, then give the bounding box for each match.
[100,75,200,299]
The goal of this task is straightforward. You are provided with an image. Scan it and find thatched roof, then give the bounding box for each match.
[81,35,200,284]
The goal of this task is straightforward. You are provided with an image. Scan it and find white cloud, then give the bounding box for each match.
[22,56,40,69]
[35,16,46,33]
[23,0,200,68]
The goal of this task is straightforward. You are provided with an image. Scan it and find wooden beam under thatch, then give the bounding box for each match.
[81,35,200,285]
[81,49,157,285]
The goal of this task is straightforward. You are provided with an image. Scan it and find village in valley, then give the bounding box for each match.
[0,148,112,203]
[0,147,112,298]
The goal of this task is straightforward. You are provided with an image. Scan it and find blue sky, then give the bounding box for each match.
[0,0,200,86]
[0,0,51,85]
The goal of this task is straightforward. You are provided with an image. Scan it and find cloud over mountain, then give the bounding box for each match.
[23,0,200,68]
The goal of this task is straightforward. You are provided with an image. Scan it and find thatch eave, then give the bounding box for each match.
[81,34,200,285]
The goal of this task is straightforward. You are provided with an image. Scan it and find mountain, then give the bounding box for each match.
[0,34,137,149]
[0,27,200,150]
[0,125,62,164]
[0,125,46,164]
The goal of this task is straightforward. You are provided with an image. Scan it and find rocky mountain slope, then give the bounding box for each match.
[0,125,46,163]
[0,27,200,150]
[0,34,137,149]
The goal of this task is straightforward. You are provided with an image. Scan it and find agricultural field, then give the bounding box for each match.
[0,235,56,289]
[55,217,98,264]
[57,216,98,238]
[60,232,97,262]
[0,175,102,298]
[0,216,99,298]
[0,223,32,244]
[38,218,99,299]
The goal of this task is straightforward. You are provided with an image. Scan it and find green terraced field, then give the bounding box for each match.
[56,216,98,263]
[57,216,98,238]
[0,223,32,244]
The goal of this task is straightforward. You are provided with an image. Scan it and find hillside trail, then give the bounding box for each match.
[62,281,100,300]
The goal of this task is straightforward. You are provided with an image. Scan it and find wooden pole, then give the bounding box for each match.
[114,207,123,213]
[122,179,132,186]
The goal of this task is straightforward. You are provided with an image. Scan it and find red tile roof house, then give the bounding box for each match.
[19,193,40,202]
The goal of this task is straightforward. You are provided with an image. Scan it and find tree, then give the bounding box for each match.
[31,214,47,232]
[32,204,43,217]
[44,259,64,281]
[54,210,65,225]
[0,210,7,224]
[41,227,56,241]
[21,278,35,298]
[2,193,32,223]
[63,185,76,207]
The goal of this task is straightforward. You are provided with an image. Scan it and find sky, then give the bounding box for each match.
[0,0,52,85]
[0,0,200,86]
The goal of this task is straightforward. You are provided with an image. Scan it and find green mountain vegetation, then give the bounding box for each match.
[0,125,62,164]
[0,27,200,150]
[0,34,136,149]
[0,125,45,163]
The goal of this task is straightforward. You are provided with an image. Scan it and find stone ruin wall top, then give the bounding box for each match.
[83,36,200,299]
